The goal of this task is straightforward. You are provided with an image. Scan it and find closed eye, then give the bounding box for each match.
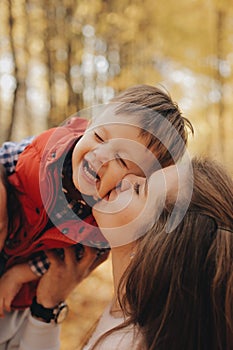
[134,182,140,195]
[94,132,104,142]
[115,153,128,169]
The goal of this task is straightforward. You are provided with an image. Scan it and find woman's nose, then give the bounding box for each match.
[120,174,143,191]
[120,177,133,191]
[121,174,146,192]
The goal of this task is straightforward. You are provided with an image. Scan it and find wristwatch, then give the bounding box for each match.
[30,297,69,324]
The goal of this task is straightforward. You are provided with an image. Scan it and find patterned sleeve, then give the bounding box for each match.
[28,252,50,277]
[0,136,50,276]
[0,136,50,277]
[0,136,34,174]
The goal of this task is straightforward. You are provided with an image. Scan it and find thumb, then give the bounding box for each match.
[44,250,63,265]
[76,246,101,275]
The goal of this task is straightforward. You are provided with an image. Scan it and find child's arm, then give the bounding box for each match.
[0,136,34,251]
[0,252,50,315]
[0,137,34,175]
[0,263,39,317]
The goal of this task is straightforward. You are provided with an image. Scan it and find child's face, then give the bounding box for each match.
[72,116,154,199]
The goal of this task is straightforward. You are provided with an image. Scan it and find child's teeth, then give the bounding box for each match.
[84,166,96,181]
[84,162,97,182]
[89,163,95,172]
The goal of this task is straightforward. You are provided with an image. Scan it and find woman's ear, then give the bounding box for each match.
[164,162,193,233]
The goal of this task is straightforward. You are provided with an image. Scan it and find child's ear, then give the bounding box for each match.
[85,120,93,132]
[87,119,92,128]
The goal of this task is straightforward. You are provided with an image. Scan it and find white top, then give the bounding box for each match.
[19,315,61,350]
[0,309,30,350]
[19,304,141,350]
[83,303,141,350]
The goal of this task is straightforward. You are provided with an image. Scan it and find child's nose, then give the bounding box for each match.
[93,144,112,164]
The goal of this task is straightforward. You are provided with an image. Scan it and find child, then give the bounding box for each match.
[0,84,193,312]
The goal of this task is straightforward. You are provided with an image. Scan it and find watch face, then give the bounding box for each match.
[55,304,69,324]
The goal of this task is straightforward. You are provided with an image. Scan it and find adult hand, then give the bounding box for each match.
[36,246,109,308]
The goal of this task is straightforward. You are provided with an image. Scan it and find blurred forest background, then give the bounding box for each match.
[0,0,232,349]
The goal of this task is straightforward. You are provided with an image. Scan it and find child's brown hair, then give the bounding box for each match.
[111,84,193,168]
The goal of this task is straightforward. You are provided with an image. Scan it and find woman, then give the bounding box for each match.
[19,157,233,350]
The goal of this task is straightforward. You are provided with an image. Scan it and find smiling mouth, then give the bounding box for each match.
[83,160,100,183]
[104,191,111,201]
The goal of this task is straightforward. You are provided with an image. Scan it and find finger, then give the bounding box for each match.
[3,296,11,312]
[0,298,5,318]
[89,250,110,272]
[77,246,99,271]
[44,250,63,265]
[63,246,77,266]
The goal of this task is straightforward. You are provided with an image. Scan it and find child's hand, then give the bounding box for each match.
[0,267,22,316]
[0,177,8,252]
[0,263,39,317]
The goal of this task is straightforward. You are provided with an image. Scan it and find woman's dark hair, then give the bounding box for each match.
[119,157,233,350]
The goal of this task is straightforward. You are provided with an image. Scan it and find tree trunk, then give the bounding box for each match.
[215,9,226,158]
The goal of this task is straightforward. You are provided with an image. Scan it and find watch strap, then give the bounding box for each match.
[30,297,68,324]
[31,297,55,323]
